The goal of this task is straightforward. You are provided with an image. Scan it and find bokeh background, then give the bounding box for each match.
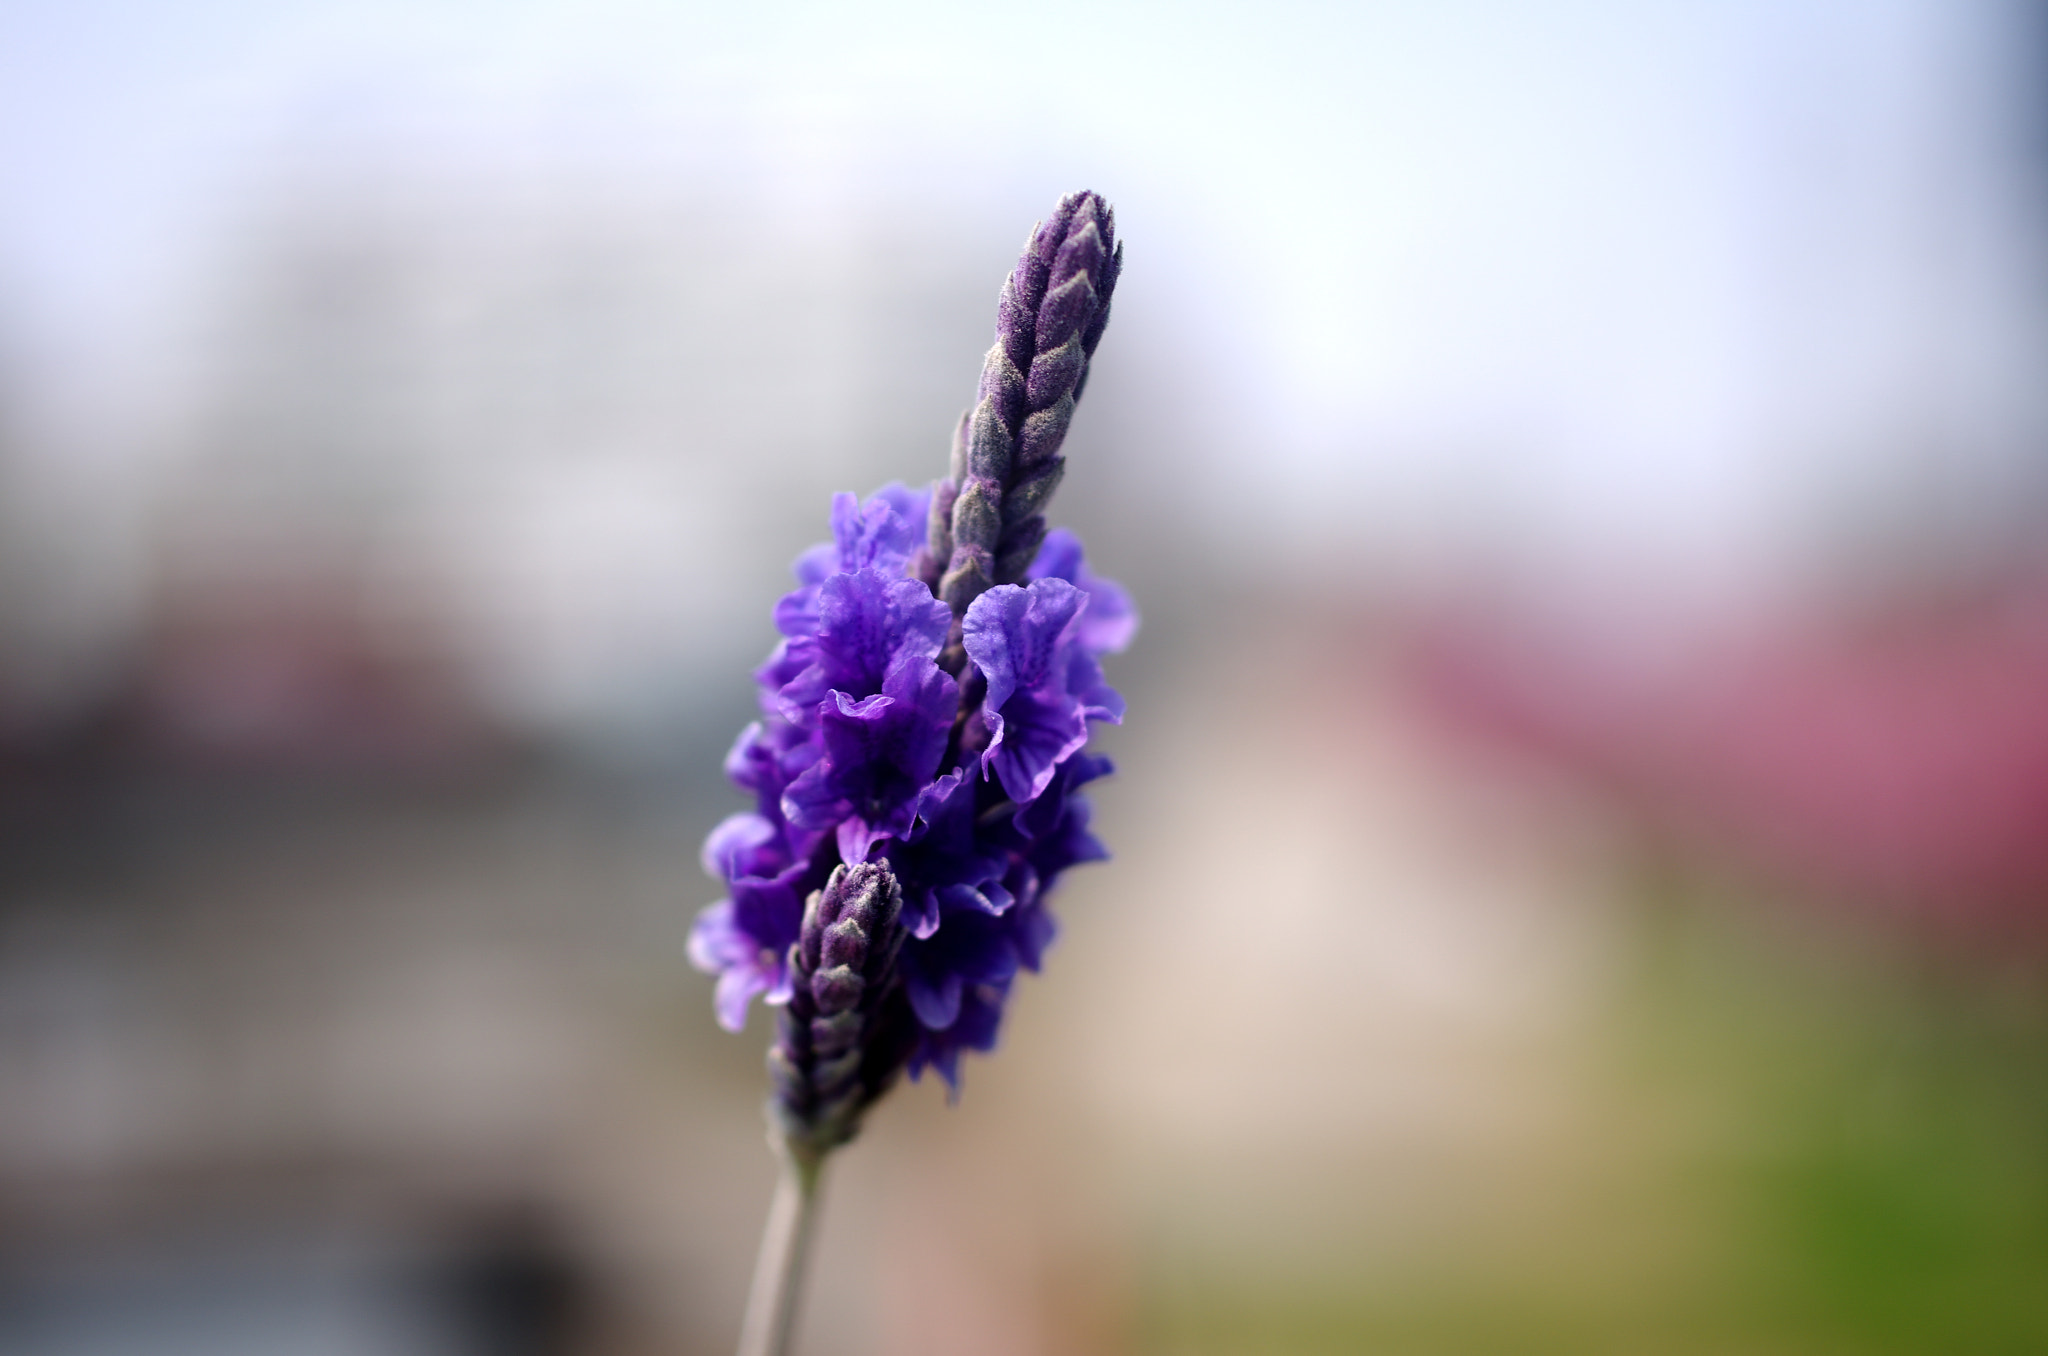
[6,2,2048,1352]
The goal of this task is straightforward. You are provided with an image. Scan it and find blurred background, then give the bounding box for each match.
[5,1,2048,1352]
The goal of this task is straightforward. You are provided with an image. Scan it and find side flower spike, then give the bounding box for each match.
[768,861,914,1165]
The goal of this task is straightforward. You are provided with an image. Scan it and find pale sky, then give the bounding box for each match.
[4,0,2043,595]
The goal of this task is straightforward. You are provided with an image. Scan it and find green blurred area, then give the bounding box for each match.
[1136,870,2048,1356]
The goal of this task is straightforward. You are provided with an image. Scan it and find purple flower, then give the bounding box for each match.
[899,905,1019,1032]
[781,653,958,862]
[1007,749,1115,887]
[962,577,1124,805]
[1028,528,1139,656]
[702,810,783,884]
[775,568,951,724]
[889,769,1014,939]
[776,485,929,639]
[692,190,1130,1108]
[905,977,1009,1091]
[688,895,788,1032]
[720,719,823,859]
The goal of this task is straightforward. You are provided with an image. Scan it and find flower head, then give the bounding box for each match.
[692,191,1132,1116]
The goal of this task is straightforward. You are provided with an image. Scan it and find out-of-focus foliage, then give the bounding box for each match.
[1142,878,2048,1356]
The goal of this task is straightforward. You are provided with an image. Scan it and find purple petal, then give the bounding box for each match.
[885,651,957,738]
[1009,899,1059,973]
[812,686,892,745]
[1028,528,1085,583]
[753,640,814,713]
[985,686,1088,804]
[837,815,885,866]
[962,578,1085,712]
[870,481,932,537]
[723,722,777,793]
[1028,528,1138,655]
[1034,797,1110,881]
[773,586,824,640]
[890,767,1013,924]
[903,884,942,939]
[963,579,1094,802]
[778,732,823,782]
[775,486,917,643]
[910,909,1019,986]
[783,656,956,841]
[778,569,950,720]
[730,861,807,953]
[906,970,963,1029]
[907,766,972,839]
[690,900,786,1033]
[686,900,749,972]
[701,812,778,881]
[900,907,1019,1039]
[906,980,1009,1091]
[826,491,863,560]
[1075,575,1138,656]
[794,538,841,587]
[785,485,926,599]
[1066,648,1125,725]
[781,748,856,831]
[936,880,1013,917]
[833,485,923,574]
[714,967,769,1032]
[1010,751,1115,842]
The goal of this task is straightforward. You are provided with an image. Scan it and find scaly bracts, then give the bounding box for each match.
[930,191,1123,616]
[768,861,913,1164]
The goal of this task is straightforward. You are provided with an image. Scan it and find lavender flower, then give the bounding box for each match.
[701,189,1132,1356]
[962,576,1124,804]
[694,206,1138,1346]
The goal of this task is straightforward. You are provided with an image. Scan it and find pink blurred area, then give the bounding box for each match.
[107,570,486,773]
[1409,564,2048,926]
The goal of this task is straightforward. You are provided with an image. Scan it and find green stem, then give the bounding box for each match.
[735,1148,824,1356]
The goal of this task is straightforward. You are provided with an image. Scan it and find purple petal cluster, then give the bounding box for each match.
[693,189,1129,1123]
[691,482,1134,1091]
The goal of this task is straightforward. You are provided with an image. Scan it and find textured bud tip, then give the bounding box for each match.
[770,861,909,1161]
[938,190,1121,614]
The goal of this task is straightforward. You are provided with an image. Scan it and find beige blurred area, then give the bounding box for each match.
[8,3,2048,1354]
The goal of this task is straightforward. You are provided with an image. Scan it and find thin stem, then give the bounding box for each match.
[735,1149,824,1356]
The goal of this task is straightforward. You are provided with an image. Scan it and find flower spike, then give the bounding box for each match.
[768,861,914,1165]
[934,191,1122,614]
[693,191,1133,1356]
